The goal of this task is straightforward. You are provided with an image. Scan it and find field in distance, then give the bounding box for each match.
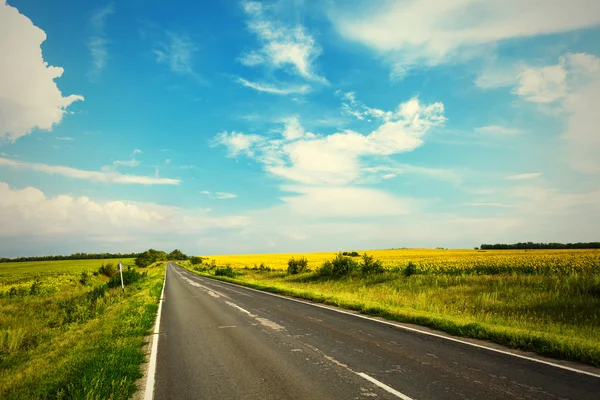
[0,258,136,277]
[203,248,600,274]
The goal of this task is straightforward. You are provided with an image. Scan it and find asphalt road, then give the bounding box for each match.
[153,262,600,400]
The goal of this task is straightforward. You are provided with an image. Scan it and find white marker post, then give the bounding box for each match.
[118,261,125,292]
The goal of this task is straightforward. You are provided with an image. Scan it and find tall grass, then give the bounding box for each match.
[0,262,164,399]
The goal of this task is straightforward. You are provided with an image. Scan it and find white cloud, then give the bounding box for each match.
[212,131,264,157]
[514,53,600,173]
[87,3,114,80]
[56,136,75,141]
[103,149,142,171]
[0,1,84,141]
[505,173,542,180]
[329,0,600,73]
[154,31,200,79]
[164,158,171,165]
[214,96,445,185]
[0,182,247,240]
[336,90,392,121]
[201,191,238,200]
[234,77,310,95]
[475,125,522,136]
[515,64,568,103]
[363,164,461,185]
[240,1,326,83]
[0,157,179,185]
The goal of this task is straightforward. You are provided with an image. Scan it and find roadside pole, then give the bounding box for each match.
[118,261,125,292]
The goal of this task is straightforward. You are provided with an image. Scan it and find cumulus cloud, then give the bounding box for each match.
[0,1,84,141]
[240,1,326,83]
[0,157,180,185]
[514,53,600,173]
[329,0,600,74]
[214,96,445,185]
[0,182,247,240]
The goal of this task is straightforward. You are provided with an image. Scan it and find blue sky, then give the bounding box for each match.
[1,0,599,256]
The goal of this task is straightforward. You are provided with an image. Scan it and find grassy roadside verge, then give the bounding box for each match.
[0,262,165,399]
[179,262,600,368]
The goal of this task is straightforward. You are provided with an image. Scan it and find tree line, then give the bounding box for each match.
[0,252,141,263]
[479,242,600,250]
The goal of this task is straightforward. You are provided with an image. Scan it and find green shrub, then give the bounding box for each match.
[29,280,41,295]
[342,251,360,257]
[215,266,236,277]
[360,253,385,275]
[318,254,359,278]
[107,269,147,288]
[404,261,418,277]
[190,256,203,265]
[98,263,117,278]
[287,257,309,275]
[79,272,90,285]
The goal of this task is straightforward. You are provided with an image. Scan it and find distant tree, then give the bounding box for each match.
[167,249,188,261]
[135,249,168,267]
[479,242,600,250]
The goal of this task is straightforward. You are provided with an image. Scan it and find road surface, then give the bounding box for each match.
[152,262,600,399]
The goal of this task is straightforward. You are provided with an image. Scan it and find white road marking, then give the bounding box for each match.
[358,373,414,400]
[255,317,284,331]
[218,325,237,329]
[225,301,254,316]
[188,267,600,379]
[305,343,413,399]
[143,263,168,400]
[225,300,285,331]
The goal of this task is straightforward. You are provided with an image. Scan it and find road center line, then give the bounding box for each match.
[357,372,414,400]
[304,342,413,399]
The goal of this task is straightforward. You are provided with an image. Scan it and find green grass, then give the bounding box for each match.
[0,260,164,399]
[0,258,136,277]
[181,261,600,367]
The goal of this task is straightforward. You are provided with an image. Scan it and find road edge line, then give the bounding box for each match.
[176,265,600,379]
[143,263,168,400]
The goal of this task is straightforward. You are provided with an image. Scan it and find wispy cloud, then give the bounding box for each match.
[154,31,202,81]
[201,190,237,200]
[476,125,523,136]
[87,3,114,81]
[0,157,179,185]
[102,149,142,171]
[329,0,600,76]
[56,136,75,141]
[240,1,326,84]
[234,77,310,95]
[505,173,542,180]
